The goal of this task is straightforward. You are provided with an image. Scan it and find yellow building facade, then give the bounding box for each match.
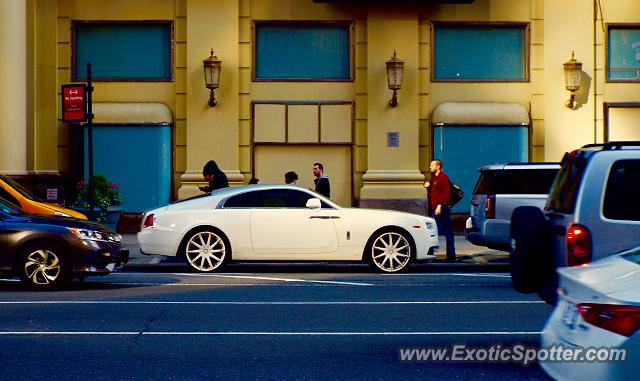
[1,0,639,214]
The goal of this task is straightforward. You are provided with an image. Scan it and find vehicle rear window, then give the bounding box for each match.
[545,152,588,213]
[472,168,559,195]
[603,160,640,221]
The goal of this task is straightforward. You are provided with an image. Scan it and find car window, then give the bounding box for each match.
[224,189,332,209]
[223,191,257,208]
[0,174,40,201]
[0,186,20,206]
[494,169,559,194]
[0,197,27,215]
[473,168,559,195]
[473,170,496,195]
[546,151,588,213]
[603,160,640,221]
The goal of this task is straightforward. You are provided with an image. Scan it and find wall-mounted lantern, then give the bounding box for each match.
[385,51,404,108]
[203,49,222,107]
[563,51,582,109]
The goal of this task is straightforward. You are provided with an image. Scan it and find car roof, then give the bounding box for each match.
[478,162,560,171]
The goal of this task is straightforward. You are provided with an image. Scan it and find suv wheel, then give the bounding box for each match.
[509,206,552,294]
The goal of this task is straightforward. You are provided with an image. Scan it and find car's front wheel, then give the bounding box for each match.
[367,229,412,272]
[183,229,229,272]
[18,242,71,290]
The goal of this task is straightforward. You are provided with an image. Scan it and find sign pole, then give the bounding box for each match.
[87,62,95,218]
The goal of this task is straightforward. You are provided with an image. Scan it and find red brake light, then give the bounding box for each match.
[578,303,640,337]
[142,213,155,228]
[567,224,591,266]
[485,195,495,219]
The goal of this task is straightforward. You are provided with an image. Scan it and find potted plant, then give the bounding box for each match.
[72,174,122,227]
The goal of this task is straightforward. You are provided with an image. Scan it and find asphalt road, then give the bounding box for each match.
[0,269,553,380]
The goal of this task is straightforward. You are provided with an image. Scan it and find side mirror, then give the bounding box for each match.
[306,198,322,210]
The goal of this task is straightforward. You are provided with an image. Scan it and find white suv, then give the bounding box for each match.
[465,163,560,251]
[510,142,640,304]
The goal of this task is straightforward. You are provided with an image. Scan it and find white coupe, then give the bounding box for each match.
[138,185,439,272]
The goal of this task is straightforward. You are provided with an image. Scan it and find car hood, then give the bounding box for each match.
[558,255,640,301]
[32,200,87,219]
[9,214,114,232]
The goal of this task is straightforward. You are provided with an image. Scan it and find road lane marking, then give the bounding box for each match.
[176,274,374,286]
[0,331,541,336]
[0,300,544,305]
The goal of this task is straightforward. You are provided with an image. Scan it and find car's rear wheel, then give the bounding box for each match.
[183,230,229,272]
[509,206,552,294]
[367,229,412,273]
[18,242,71,290]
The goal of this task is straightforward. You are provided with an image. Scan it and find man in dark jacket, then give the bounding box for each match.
[313,162,330,198]
[199,160,229,193]
[424,159,456,261]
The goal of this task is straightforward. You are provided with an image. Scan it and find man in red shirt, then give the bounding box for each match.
[424,159,456,261]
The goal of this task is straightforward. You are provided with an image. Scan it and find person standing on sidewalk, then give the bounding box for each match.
[312,162,330,198]
[424,159,456,262]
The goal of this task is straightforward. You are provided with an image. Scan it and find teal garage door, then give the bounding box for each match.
[84,124,171,212]
[433,125,528,212]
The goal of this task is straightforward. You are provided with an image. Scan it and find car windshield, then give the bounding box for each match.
[545,151,589,213]
[0,174,41,201]
[0,197,28,216]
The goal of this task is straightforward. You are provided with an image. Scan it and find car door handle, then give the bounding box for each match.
[309,216,340,219]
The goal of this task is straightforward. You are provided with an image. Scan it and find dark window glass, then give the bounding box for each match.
[255,23,350,80]
[0,187,20,206]
[225,189,333,209]
[494,169,559,194]
[473,168,559,195]
[473,170,496,195]
[433,24,527,81]
[546,152,591,213]
[607,26,640,81]
[603,160,640,221]
[0,197,25,215]
[73,22,172,80]
[224,192,257,208]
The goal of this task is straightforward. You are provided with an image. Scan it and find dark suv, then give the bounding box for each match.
[510,142,640,304]
[465,163,560,251]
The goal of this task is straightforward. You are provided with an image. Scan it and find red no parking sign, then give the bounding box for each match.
[61,84,87,122]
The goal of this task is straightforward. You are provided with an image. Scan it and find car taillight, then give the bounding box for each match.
[578,303,640,337]
[142,213,155,228]
[566,224,591,266]
[485,195,495,219]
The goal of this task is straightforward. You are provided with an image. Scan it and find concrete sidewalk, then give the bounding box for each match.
[122,234,509,268]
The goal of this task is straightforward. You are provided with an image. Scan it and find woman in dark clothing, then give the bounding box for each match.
[199,160,229,192]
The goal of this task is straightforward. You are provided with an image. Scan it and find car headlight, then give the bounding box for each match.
[54,211,71,217]
[67,228,120,243]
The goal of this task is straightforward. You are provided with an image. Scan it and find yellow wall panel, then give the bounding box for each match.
[609,108,640,141]
[321,104,352,143]
[288,105,319,143]
[175,120,187,145]
[70,0,175,20]
[254,104,285,142]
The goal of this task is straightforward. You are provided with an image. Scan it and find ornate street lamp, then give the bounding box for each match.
[563,51,582,109]
[385,51,404,108]
[203,49,222,107]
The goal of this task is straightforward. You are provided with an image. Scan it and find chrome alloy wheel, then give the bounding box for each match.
[370,231,411,272]
[24,249,62,285]
[185,231,227,272]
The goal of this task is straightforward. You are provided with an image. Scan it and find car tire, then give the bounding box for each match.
[17,242,72,290]
[365,229,413,273]
[509,206,552,294]
[181,229,230,272]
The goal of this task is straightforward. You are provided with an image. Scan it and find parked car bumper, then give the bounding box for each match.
[69,239,129,275]
[465,217,511,250]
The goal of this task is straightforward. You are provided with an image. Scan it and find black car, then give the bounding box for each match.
[0,197,128,290]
